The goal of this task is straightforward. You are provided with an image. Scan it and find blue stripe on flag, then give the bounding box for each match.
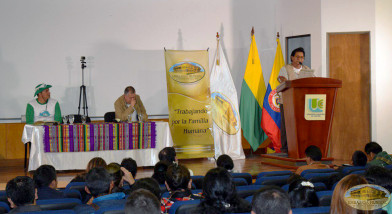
[262,84,281,129]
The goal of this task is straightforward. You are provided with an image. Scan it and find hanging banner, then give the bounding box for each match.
[164,50,214,158]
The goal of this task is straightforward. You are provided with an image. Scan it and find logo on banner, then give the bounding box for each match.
[268,89,280,112]
[344,184,391,211]
[304,94,326,120]
[169,62,205,83]
[211,92,240,135]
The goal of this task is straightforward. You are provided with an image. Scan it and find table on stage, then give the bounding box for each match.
[22,121,173,171]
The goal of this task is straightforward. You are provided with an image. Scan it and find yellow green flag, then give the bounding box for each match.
[239,33,267,151]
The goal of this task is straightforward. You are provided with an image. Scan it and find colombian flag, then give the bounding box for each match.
[239,30,267,151]
[261,38,285,152]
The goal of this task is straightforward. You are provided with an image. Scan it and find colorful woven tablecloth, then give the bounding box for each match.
[43,122,156,152]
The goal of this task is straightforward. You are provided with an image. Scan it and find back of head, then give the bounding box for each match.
[86,157,107,172]
[125,189,161,214]
[216,154,234,171]
[365,165,392,192]
[365,142,382,155]
[305,145,322,161]
[200,167,238,213]
[33,164,57,188]
[129,178,161,200]
[158,147,176,163]
[330,174,368,214]
[6,176,36,207]
[121,158,138,178]
[352,150,368,166]
[165,164,190,191]
[86,167,112,197]
[152,161,170,185]
[252,186,291,214]
[106,163,124,191]
[288,179,319,208]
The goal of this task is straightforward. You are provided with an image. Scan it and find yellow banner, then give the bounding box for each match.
[164,50,214,158]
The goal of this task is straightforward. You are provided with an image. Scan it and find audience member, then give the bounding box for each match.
[365,142,392,167]
[159,147,177,163]
[295,145,330,175]
[128,178,162,200]
[121,158,138,179]
[194,167,251,214]
[125,189,161,214]
[33,164,65,200]
[352,150,368,166]
[251,186,292,214]
[71,157,107,182]
[73,168,126,214]
[216,154,234,172]
[330,174,370,214]
[152,161,171,185]
[6,176,41,213]
[288,179,319,208]
[106,163,125,193]
[161,164,201,213]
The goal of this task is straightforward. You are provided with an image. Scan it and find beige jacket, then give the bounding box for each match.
[279,64,311,81]
[114,95,148,122]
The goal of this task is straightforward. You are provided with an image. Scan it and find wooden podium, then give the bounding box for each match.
[276,77,342,159]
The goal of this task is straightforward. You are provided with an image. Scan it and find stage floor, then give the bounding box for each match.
[0,155,292,190]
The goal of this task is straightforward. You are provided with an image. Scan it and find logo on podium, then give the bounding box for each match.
[304,94,326,120]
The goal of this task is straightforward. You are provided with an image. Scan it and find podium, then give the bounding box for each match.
[276,77,342,159]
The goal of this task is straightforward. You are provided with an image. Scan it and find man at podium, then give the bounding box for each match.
[277,47,311,153]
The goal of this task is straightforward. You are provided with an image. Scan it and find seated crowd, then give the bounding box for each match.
[3,142,392,214]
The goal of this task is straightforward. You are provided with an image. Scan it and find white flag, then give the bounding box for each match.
[210,35,245,160]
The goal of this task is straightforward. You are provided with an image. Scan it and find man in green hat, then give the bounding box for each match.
[25,83,62,124]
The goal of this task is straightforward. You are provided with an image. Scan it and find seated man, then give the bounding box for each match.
[216,154,234,172]
[125,189,161,214]
[295,145,330,175]
[6,176,41,213]
[121,158,138,187]
[114,86,148,122]
[26,83,62,124]
[251,186,292,214]
[161,164,201,213]
[365,142,392,167]
[73,168,126,214]
[33,165,65,200]
[158,147,193,175]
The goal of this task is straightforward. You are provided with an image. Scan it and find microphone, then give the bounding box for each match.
[299,62,303,65]
[80,56,86,62]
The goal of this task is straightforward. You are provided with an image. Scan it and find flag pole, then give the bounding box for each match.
[216,32,220,65]
[251,27,255,64]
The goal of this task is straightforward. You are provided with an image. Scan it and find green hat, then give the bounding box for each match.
[34,83,52,97]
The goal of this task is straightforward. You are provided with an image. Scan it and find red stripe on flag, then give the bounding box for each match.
[261,108,281,152]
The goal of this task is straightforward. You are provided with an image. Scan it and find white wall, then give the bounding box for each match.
[375,0,392,151]
[0,0,277,119]
[276,0,322,75]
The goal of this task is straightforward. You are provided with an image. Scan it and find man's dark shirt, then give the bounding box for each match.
[37,186,65,200]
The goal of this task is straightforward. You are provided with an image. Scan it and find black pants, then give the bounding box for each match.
[280,104,287,153]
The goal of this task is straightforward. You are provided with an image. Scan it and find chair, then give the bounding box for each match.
[341,166,366,174]
[316,191,333,206]
[159,184,168,194]
[60,189,82,199]
[232,173,253,185]
[0,202,10,213]
[168,199,200,214]
[303,172,339,184]
[349,170,365,175]
[37,198,82,210]
[245,195,253,203]
[65,182,86,191]
[190,176,204,189]
[254,175,290,186]
[236,185,264,198]
[233,178,248,186]
[94,202,126,214]
[300,168,335,177]
[104,112,116,122]
[0,191,6,203]
[292,206,330,214]
[385,165,392,170]
[257,170,292,179]
[282,182,327,192]
[19,210,76,214]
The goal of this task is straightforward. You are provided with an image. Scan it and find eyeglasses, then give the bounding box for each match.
[295,56,304,59]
